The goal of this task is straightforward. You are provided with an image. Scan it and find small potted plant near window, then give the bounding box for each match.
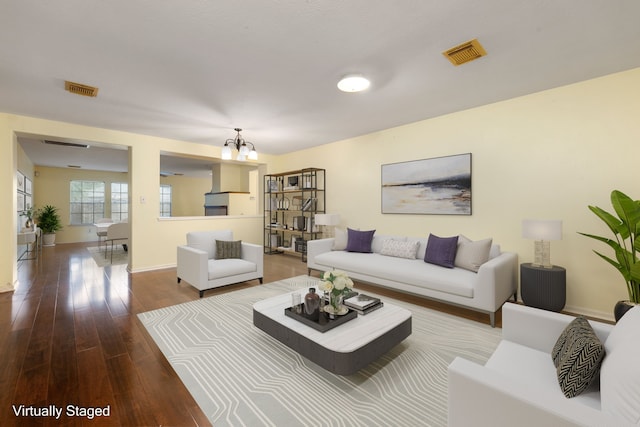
[36,204,63,246]
[579,190,640,321]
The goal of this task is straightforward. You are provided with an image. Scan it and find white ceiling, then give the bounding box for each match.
[4,1,640,172]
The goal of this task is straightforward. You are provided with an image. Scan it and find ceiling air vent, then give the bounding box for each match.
[442,39,487,66]
[43,140,90,148]
[64,80,99,97]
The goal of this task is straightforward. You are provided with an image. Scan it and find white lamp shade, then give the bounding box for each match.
[315,213,340,226]
[522,219,562,240]
[221,145,232,160]
[248,149,258,160]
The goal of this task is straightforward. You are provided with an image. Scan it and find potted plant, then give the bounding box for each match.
[579,190,640,321]
[36,204,63,246]
[20,206,36,230]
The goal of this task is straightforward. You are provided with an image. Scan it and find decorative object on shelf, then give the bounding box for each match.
[315,213,340,237]
[522,219,563,268]
[36,204,63,246]
[221,128,258,161]
[381,153,471,215]
[304,288,320,321]
[318,270,354,316]
[579,190,640,321]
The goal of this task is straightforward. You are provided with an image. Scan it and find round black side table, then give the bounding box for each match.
[520,263,566,312]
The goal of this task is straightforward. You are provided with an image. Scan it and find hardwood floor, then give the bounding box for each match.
[1,242,497,426]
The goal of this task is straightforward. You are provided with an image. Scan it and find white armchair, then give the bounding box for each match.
[447,303,640,427]
[177,230,263,298]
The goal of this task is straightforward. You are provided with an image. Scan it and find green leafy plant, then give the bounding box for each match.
[20,206,35,220]
[579,190,640,303]
[36,204,63,234]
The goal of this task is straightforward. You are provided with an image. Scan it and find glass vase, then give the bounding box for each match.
[329,292,344,313]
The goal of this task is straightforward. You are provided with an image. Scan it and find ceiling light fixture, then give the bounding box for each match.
[221,128,258,161]
[337,74,370,92]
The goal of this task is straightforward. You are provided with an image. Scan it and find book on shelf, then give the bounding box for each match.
[344,294,381,311]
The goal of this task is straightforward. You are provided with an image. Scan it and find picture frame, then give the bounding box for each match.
[17,192,25,212]
[25,177,32,195]
[381,153,471,215]
[17,171,25,192]
[25,195,32,211]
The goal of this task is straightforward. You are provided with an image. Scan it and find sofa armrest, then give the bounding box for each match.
[177,245,208,288]
[472,251,518,312]
[502,303,613,353]
[307,238,335,272]
[448,357,626,427]
[241,242,264,275]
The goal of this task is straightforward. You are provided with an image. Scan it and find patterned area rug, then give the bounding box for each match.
[138,276,501,427]
[86,245,128,267]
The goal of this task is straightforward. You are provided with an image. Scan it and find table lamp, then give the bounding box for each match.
[314,213,340,237]
[522,219,562,268]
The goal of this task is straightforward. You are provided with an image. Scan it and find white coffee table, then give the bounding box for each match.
[253,290,412,375]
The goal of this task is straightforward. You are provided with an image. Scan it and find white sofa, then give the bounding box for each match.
[177,230,263,297]
[307,233,517,327]
[449,303,640,427]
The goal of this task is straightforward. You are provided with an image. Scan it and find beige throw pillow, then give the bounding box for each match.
[454,235,492,272]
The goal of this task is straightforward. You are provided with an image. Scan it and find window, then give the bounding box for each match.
[160,185,172,217]
[70,180,105,225]
[111,182,129,222]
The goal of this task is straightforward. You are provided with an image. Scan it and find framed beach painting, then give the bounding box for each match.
[381,153,471,215]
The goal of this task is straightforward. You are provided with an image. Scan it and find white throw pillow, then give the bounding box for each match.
[454,235,493,272]
[379,239,419,259]
[601,306,640,423]
[332,227,348,250]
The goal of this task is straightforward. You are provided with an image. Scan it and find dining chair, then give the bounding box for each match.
[105,222,129,263]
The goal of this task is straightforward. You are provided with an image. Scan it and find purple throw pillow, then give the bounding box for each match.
[345,228,376,253]
[424,234,459,268]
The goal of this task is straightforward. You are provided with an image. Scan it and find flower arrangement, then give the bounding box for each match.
[318,270,354,312]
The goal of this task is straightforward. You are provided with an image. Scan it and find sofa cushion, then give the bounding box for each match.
[424,234,459,268]
[314,251,475,298]
[486,340,602,410]
[332,227,349,250]
[380,239,419,259]
[207,258,256,280]
[346,228,375,253]
[552,316,605,398]
[215,240,242,259]
[455,235,493,272]
[601,306,640,423]
[187,230,233,259]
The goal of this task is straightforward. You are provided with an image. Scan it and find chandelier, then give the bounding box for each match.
[221,128,258,161]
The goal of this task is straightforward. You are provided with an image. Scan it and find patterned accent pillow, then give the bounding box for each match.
[553,316,605,398]
[424,234,459,268]
[215,240,242,260]
[380,239,419,259]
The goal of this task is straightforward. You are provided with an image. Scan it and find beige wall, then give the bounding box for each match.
[2,67,640,320]
[160,175,211,217]
[273,68,640,320]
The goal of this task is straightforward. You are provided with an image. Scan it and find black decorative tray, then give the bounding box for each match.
[284,303,357,332]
